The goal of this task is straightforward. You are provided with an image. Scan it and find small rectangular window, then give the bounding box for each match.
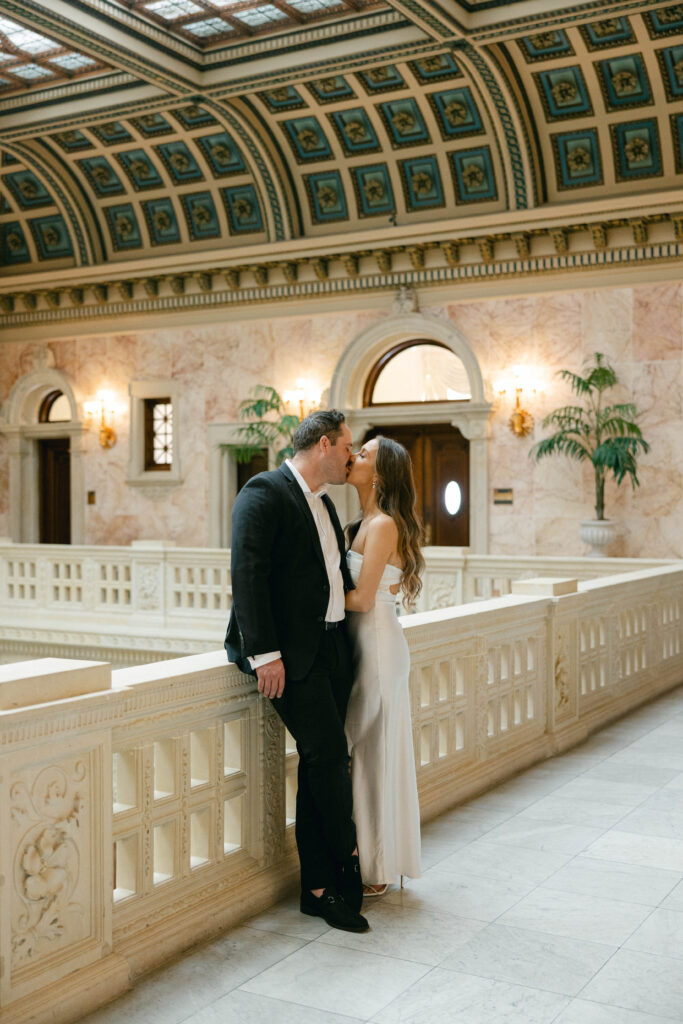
[144,398,172,471]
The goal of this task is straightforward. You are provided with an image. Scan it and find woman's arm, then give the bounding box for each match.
[345,516,399,613]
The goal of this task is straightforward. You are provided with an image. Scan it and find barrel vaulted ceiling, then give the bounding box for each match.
[0,0,682,318]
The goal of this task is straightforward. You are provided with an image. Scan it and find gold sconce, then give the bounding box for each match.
[84,390,117,448]
[283,378,322,421]
[497,367,538,438]
[509,387,534,438]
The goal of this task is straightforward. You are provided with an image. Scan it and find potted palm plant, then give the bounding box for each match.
[224,385,300,467]
[530,352,649,556]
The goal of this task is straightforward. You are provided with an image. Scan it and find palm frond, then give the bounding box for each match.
[530,433,591,462]
[599,415,647,439]
[557,369,593,395]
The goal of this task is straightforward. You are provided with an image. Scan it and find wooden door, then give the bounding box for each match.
[38,438,71,543]
[363,424,469,546]
[236,448,268,493]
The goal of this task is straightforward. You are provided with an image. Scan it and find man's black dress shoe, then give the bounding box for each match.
[341,853,363,913]
[300,888,369,933]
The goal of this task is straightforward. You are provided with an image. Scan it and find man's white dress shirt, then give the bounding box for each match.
[248,459,345,669]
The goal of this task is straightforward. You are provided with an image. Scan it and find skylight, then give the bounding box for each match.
[0,16,107,92]
[114,0,382,45]
[232,4,288,25]
[287,0,344,11]
[145,0,202,17]
[49,53,97,69]
[11,63,55,79]
[0,18,59,53]
[185,17,233,34]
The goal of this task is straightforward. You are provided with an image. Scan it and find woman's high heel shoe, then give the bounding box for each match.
[363,883,388,897]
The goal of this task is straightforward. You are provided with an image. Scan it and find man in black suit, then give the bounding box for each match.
[225,410,368,933]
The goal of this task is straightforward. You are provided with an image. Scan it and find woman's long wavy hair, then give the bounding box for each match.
[348,436,425,608]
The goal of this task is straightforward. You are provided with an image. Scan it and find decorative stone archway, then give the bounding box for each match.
[0,364,87,543]
[328,310,492,553]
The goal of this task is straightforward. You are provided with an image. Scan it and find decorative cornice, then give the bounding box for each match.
[467,0,672,42]
[1,213,681,326]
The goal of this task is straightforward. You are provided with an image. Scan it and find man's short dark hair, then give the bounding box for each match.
[292,410,346,453]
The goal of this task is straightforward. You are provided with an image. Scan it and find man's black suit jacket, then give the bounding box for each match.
[224,462,355,681]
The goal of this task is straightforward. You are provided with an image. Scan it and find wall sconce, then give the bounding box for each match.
[508,387,534,438]
[283,378,322,421]
[84,390,117,448]
[497,366,537,438]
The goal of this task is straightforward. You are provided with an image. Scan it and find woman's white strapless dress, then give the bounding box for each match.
[345,550,421,884]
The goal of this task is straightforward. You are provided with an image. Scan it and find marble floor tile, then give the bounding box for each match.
[419,838,472,871]
[554,997,678,1024]
[317,901,487,966]
[580,762,681,788]
[480,816,604,855]
[371,967,569,1024]
[665,772,683,790]
[584,829,683,871]
[246,895,331,940]
[497,886,651,945]
[465,772,576,812]
[240,942,429,1020]
[383,865,533,922]
[517,794,629,829]
[637,788,683,813]
[660,877,683,910]
[539,855,682,906]
[581,949,683,1020]
[433,838,571,887]
[624,907,683,958]
[439,922,615,995]
[181,989,364,1024]
[77,929,306,1024]
[605,747,683,772]
[549,776,657,807]
[615,806,683,841]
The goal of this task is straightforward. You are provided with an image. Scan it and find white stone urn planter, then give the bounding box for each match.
[579,519,618,558]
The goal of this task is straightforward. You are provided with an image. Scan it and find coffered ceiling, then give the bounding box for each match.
[1,0,682,290]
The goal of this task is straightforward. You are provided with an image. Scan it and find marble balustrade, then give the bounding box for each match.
[0,539,673,666]
[1,562,682,1022]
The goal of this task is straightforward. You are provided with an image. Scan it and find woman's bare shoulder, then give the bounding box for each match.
[367,512,398,540]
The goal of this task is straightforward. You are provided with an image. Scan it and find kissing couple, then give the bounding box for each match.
[225,409,423,933]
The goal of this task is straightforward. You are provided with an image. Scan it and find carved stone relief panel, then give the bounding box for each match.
[4,740,110,1004]
[552,615,578,726]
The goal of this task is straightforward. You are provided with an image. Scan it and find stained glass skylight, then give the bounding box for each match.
[145,0,202,18]
[233,5,287,24]
[185,16,234,34]
[0,15,108,92]
[288,0,344,11]
[49,53,98,69]
[113,0,383,47]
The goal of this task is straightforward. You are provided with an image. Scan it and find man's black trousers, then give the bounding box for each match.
[271,626,357,892]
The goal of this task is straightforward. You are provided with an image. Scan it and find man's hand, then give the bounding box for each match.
[256,658,285,699]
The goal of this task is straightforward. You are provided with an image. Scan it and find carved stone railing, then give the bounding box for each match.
[0,539,672,665]
[1,562,682,1022]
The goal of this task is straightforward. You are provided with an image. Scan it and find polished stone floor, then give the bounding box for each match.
[80,685,683,1024]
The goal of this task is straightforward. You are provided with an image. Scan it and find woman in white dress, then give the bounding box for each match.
[344,436,424,896]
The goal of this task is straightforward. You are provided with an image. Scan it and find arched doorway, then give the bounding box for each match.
[328,310,491,552]
[362,339,472,546]
[0,367,86,543]
[37,390,73,543]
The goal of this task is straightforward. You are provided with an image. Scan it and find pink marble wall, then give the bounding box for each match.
[0,282,680,557]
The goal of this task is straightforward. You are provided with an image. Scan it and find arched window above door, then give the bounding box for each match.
[39,390,72,423]
[363,340,472,406]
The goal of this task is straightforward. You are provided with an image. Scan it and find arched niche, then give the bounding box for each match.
[0,367,87,543]
[328,311,492,553]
